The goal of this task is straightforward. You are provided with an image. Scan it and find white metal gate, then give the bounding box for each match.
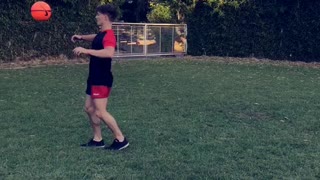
[112,23,187,57]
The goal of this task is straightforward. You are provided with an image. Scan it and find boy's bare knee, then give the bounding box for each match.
[95,110,103,119]
[84,106,95,115]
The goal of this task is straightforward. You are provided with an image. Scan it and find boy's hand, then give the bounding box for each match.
[71,35,82,43]
[73,47,89,55]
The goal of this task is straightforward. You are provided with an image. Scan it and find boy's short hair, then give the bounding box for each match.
[96,4,118,22]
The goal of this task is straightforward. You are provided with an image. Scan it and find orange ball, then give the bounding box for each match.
[31,1,52,21]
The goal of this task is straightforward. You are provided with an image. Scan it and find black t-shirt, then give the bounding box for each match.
[87,29,116,87]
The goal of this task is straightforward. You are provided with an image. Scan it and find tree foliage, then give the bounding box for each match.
[147,3,173,23]
[148,0,196,23]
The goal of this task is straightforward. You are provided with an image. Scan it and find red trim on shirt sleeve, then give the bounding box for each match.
[103,30,116,48]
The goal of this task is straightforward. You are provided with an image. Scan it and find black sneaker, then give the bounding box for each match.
[105,138,129,151]
[81,139,105,148]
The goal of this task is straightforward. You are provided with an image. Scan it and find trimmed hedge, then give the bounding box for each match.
[187,0,320,62]
[1,0,320,62]
[0,0,99,61]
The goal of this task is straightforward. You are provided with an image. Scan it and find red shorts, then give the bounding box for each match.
[86,85,111,99]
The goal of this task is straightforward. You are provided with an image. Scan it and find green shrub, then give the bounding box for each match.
[0,0,100,61]
[187,0,320,62]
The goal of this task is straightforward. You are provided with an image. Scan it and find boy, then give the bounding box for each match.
[71,4,129,150]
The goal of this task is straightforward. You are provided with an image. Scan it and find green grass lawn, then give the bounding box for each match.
[0,58,320,179]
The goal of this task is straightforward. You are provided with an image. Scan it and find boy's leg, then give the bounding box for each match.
[93,98,124,141]
[80,94,105,148]
[93,98,129,150]
[84,95,102,141]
